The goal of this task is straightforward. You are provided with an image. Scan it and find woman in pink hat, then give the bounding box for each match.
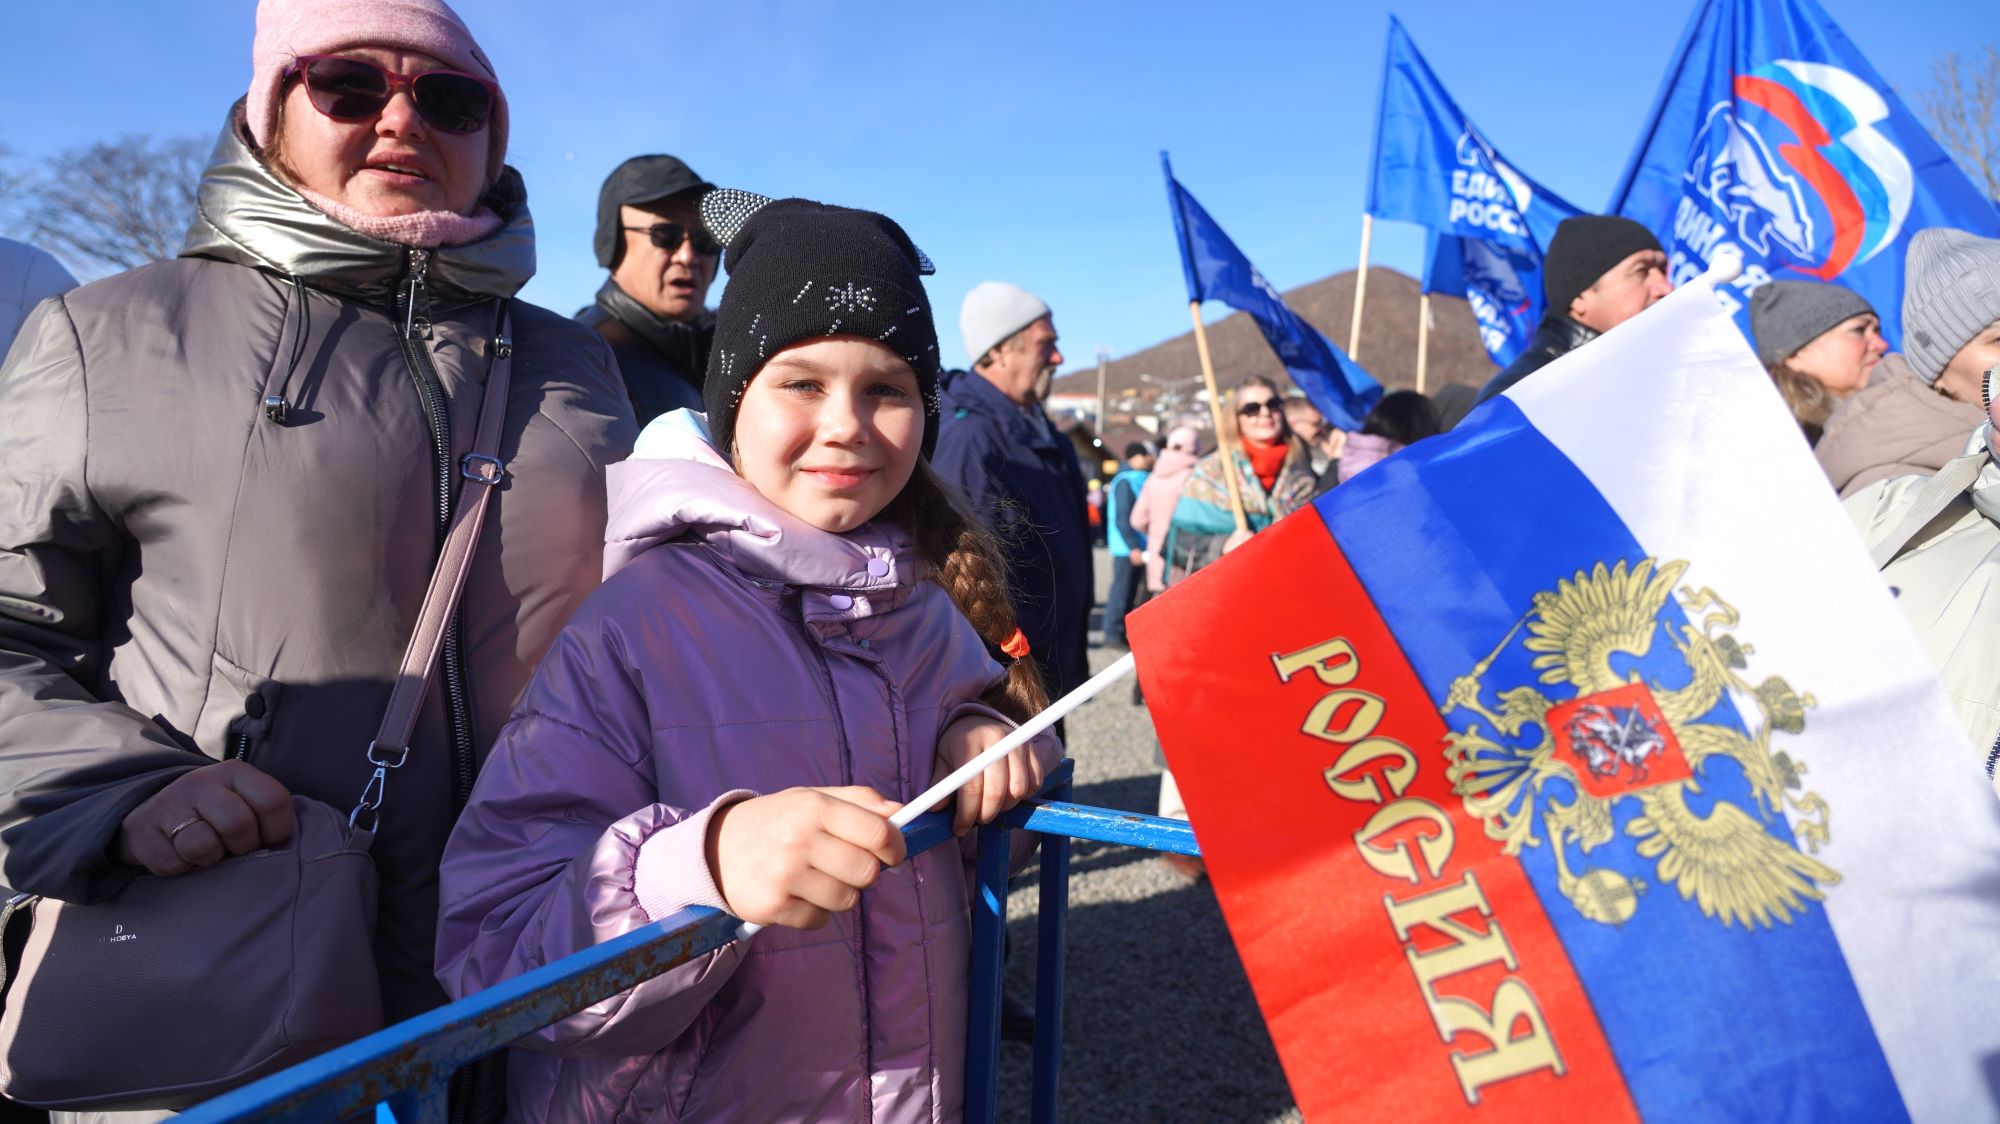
[0,1,633,1117]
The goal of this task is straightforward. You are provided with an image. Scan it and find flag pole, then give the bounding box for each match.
[1415,292,1431,394]
[1187,301,1251,533]
[1346,213,1373,359]
[736,652,1140,940]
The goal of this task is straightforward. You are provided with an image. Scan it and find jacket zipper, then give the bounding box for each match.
[394,247,479,816]
[397,248,484,1124]
[807,640,873,1122]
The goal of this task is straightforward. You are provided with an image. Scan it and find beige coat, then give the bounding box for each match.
[1846,452,2000,797]
[1816,354,1984,497]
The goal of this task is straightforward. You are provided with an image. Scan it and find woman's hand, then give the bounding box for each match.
[707,786,906,930]
[932,715,1044,837]
[115,760,295,876]
[1222,528,1255,554]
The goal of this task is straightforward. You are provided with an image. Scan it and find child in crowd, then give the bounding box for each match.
[435,197,1061,1123]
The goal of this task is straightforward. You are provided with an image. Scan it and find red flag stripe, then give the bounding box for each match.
[1131,509,1638,1121]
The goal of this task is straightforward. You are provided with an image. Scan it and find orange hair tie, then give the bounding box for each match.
[999,628,1031,661]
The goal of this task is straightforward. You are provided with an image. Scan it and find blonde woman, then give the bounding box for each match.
[1750,280,1886,445]
[1162,376,1316,581]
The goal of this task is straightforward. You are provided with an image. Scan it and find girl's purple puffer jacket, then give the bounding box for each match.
[435,414,1060,1123]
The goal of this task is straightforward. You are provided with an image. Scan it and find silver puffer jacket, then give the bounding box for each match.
[0,106,636,1034]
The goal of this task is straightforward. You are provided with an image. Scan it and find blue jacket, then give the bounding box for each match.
[931,369,1093,697]
[1106,467,1149,556]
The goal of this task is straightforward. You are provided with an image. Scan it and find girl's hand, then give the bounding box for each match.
[706,786,906,930]
[932,715,1044,837]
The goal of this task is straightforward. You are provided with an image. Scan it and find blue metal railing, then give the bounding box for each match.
[179,762,1198,1124]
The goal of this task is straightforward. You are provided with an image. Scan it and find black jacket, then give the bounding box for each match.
[931,369,1093,699]
[1473,315,1599,406]
[576,280,714,426]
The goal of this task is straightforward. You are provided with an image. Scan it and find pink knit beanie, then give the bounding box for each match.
[246,0,508,161]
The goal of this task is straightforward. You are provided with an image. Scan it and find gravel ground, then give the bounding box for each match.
[991,547,1302,1123]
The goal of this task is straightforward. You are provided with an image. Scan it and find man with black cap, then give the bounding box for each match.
[577,154,721,425]
[1474,215,1672,405]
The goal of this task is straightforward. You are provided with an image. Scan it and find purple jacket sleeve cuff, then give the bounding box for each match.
[940,700,1008,739]
[632,789,757,923]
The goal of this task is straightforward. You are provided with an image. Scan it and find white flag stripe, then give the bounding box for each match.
[1509,280,2000,1122]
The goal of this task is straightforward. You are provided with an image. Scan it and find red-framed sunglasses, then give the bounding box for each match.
[285,55,497,135]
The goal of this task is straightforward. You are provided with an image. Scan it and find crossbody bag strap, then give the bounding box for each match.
[350,302,515,830]
[1866,451,1986,571]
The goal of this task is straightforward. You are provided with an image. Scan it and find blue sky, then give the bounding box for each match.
[3,0,1991,372]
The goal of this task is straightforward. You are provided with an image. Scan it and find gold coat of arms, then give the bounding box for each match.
[1440,558,1838,928]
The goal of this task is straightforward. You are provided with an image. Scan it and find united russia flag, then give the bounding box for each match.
[1130,268,2000,1121]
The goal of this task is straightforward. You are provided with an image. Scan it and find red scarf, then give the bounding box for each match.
[1242,437,1289,493]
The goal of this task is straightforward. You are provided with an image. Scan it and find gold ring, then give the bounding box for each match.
[166,815,205,842]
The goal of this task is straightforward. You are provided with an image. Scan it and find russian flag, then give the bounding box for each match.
[1130,268,2000,1121]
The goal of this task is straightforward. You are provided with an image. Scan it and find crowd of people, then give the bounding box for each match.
[0,0,1996,1121]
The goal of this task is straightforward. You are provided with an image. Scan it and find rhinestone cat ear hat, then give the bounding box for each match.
[699,194,944,460]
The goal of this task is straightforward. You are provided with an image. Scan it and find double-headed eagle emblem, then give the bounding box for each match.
[1442,558,1837,929]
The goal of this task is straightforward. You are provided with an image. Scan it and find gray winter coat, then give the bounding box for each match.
[0,111,636,1027]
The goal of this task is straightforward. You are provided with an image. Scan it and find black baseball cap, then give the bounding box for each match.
[594,155,716,268]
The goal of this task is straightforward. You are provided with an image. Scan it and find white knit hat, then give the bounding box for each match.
[1902,228,2000,386]
[960,281,1050,365]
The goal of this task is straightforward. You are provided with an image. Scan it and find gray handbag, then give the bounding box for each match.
[0,309,516,1111]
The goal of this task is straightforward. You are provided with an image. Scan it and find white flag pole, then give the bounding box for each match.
[1346,213,1374,359]
[735,652,1140,940]
[1415,292,1432,394]
[1188,302,1251,533]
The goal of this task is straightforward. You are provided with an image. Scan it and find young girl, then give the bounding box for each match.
[435,197,1061,1123]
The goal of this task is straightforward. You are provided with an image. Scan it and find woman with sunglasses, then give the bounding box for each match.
[1153,378,1314,869]
[1162,377,1317,583]
[0,1,632,1117]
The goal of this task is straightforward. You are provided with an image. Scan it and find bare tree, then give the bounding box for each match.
[12,135,206,275]
[1921,46,2000,206]
[0,145,24,214]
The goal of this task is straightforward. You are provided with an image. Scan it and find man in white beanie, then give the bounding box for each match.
[931,280,1090,1045]
[934,282,1091,706]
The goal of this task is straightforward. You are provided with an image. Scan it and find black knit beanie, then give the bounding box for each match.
[700,193,942,459]
[1542,215,1665,319]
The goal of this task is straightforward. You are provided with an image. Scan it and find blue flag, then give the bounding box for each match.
[1421,231,1544,367]
[1610,0,2000,346]
[1162,153,1381,431]
[1366,15,1581,365]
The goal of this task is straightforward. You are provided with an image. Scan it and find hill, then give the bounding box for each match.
[1050,267,1497,408]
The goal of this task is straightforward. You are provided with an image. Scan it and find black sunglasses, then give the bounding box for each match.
[621,223,722,257]
[1236,398,1284,417]
[288,55,496,135]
